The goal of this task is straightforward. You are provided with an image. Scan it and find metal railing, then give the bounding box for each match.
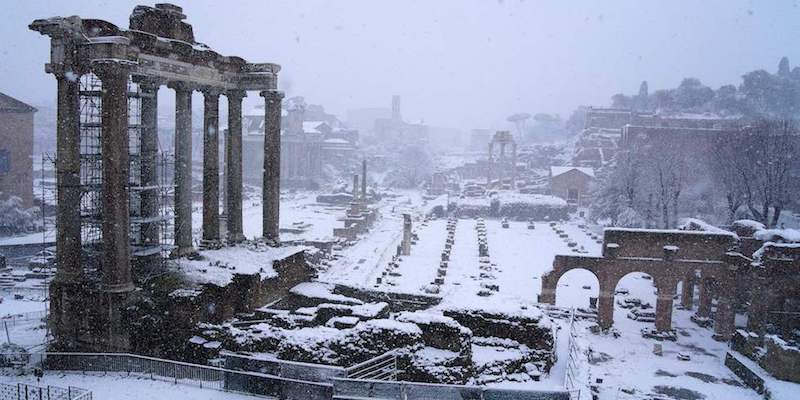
[563,309,584,400]
[345,351,398,381]
[6,352,333,400]
[0,382,91,400]
[332,377,572,400]
[0,311,48,328]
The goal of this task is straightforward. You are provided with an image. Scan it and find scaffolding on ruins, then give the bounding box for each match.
[77,74,174,273]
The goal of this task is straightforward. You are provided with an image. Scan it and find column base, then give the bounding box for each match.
[262,236,281,247]
[200,239,223,250]
[712,332,733,342]
[102,282,136,293]
[226,233,246,244]
[691,313,713,327]
[172,246,199,259]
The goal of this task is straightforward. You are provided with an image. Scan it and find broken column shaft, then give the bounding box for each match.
[261,90,284,245]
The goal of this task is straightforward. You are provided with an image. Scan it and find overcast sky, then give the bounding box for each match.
[2,0,799,130]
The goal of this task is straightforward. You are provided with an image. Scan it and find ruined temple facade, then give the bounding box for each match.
[31,4,283,351]
[487,130,517,189]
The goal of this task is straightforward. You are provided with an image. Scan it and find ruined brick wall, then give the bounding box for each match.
[602,229,736,261]
[0,111,34,207]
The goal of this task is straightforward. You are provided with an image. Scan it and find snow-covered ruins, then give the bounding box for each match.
[0,2,798,400]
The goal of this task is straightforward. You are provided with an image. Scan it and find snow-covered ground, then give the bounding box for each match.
[311,208,791,399]
[1,186,796,399]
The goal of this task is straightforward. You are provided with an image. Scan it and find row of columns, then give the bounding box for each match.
[486,140,517,188]
[53,59,284,292]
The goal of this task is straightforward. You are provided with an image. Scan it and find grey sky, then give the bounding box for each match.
[2,0,799,130]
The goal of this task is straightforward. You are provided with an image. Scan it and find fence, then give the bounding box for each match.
[0,382,91,400]
[0,288,49,302]
[563,309,584,400]
[345,351,397,381]
[332,377,572,400]
[0,311,48,328]
[6,352,333,400]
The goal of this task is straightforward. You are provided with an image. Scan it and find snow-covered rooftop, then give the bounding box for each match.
[549,166,595,178]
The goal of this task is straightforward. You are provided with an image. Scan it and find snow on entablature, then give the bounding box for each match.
[602,226,737,261]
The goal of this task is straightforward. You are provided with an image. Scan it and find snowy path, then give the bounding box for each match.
[378,219,446,291]
[439,219,479,303]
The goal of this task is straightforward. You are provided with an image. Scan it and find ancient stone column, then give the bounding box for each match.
[352,174,360,203]
[361,159,368,202]
[696,278,712,318]
[202,88,221,246]
[713,294,735,341]
[487,142,493,185]
[94,61,134,293]
[226,90,246,243]
[511,142,517,189]
[655,280,676,331]
[171,82,195,256]
[139,79,160,259]
[53,67,83,283]
[681,270,695,310]
[402,213,412,256]
[497,142,505,187]
[261,90,284,245]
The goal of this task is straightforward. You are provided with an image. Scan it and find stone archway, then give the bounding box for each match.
[552,267,600,309]
[612,271,657,325]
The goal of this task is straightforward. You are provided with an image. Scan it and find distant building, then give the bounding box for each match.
[373,95,428,146]
[549,166,594,206]
[241,97,358,187]
[573,107,742,169]
[0,92,36,207]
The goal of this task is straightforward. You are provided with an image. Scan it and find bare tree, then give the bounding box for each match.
[711,119,798,227]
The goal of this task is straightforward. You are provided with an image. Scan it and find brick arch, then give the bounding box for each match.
[538,260,602,305]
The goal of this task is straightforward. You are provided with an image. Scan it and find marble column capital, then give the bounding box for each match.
[226,89,247,101]
[91,59,133,80]
[201,86,224,99]
[260,89,285,102]
[167,81,196,93]
[135,77,165,92]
